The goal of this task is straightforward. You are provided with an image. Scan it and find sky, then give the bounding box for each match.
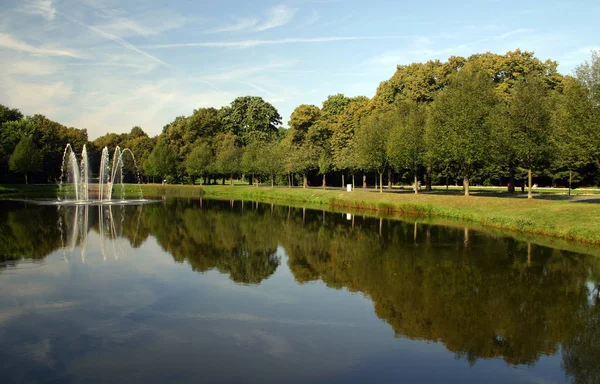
[1,0,598,139]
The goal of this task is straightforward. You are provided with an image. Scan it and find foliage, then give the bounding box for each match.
[1,50,600,190]
[214,133,242,181]
[427,62,499,194]
[186,142,214,181]
[387,101,427,191]
[575,49,600,105]
[9,136,42,184]
[144,139,177,180]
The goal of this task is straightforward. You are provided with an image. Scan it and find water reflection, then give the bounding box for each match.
[0,199,599,383]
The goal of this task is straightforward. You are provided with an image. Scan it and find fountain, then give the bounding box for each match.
[59,144,144,204]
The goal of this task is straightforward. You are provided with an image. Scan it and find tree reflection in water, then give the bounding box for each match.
[0,199,598,382]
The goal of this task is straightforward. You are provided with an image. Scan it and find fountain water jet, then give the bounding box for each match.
[60,144,143,203]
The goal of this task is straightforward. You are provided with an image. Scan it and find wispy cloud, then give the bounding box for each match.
[146,36,404,49]
[200,60,296,81]
[209,18,258,33]
[0,77,73,116]
[100,16,185,37]
[241,81,277,97]
[0,33,82,58]
[62,15,168,66]
[365,28,534,68]
[0,57,59,75]
[22,0,56,20]
[254,5,296,31]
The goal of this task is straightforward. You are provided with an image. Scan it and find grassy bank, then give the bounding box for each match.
[0,184,59,197]
[3,183,600,245]
[188,185,600,245]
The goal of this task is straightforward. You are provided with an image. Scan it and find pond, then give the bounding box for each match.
[0,198,599,383]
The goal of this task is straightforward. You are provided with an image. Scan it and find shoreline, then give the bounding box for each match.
[188,185,600,246]
[2,183,600,246]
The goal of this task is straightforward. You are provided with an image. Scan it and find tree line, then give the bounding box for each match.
[1,49,599,196]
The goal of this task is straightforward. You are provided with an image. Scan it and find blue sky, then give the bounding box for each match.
[1,0,598,139]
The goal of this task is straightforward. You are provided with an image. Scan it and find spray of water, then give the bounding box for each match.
[60,144,143,202]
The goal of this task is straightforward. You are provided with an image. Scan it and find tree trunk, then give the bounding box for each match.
[221,177,225,185]
[303,173,307,189]
[25,173,28,185]
[387,168,392,190]
[463,175,469,196]
[379,172,383,193]
[230,175,234,186]
[569,169,572,196]
[288,173,292,188]
[363,174,367,189]
[528,168,533,199]
[249,173,253,186]
[426,166,432,191]
[271,175,274,188]
[414,174,418,194]
[352,174,355,191]
[341,174,345,190]
[446,176,449,191]
[508,168,515,193]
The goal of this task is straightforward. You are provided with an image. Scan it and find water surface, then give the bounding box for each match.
[0,199,599,383]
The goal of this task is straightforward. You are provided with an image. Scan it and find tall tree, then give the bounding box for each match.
[214,133,242,185]
[552,77,597,194]
[575,50,600,106]
[507,75,554,198]
[186,142,214,184]
[428,63,498,196]
[288,105,320,144]
[261,140,284,187]
[355,112,391,192]
[145,140,177,182]
[387,101,427,193]
[331,98,371,188]
[241,139,263,185]
[223,96,281,144]
[9,136,42,184]
[0,104,23,125]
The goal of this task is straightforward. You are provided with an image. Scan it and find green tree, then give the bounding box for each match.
[428,63,498,195]
[287,105,322,187]
[0,104,23,125]
[331,98,371,188]
[507,75,554,198]
[145,140,177,182]
[387,101,427,193]
[552,77,598,194]
[241,139,265,185]
[223,96,281,144]
[9,136,42,184]
[215,133,242,185]
[288,104,321,144]
[187,107,222,138]
[260,140,284,187]
[355,112,391,192]
[305,122,332,188]
[575,50,600,106]
[186,142,214,184]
